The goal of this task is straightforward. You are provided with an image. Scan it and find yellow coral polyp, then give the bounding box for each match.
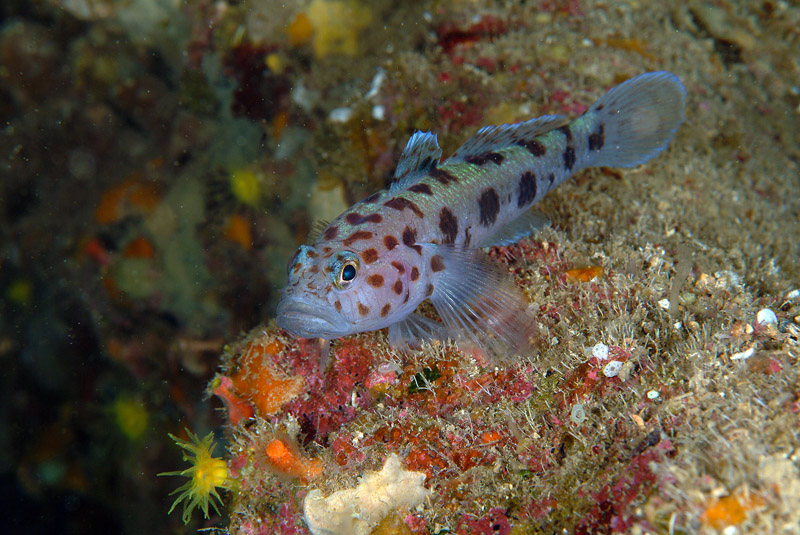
[113,396,149,441]
[306,0,372,58]
[159,429,231,524]
[229,168,261,206]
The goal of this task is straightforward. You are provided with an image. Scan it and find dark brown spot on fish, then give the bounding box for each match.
[403,290,410,304]
[402,226,422,254]
[384,197,424,218]
[367,274,384,287]
[517,171,537,208]
[362,192,382,204]
[306,250,318,258]
[588,124,605,151]
[323,226,339,240]
[430,168,458,185]
[292,263,302,273]
[308,265,319,274]
[322,246,332,254]
[430,255,445,272]
[464,226,472,248]
[557,124,572,142]
[362,248,379,264]
[381,303,392,317]
[438,207,458,245]
[410,266,420,281]
[334,300,342,312]
[420,156,435,171]
[595,104,604,111]
[358,302,370,316]
[384,235,399,250]
[478,188,500,227]
[518,139,546,157]
[563,146,575,170]
[548,173,555,185]
[465,152,505,166]
[408,183,433,195]
[346,212,383,225]
[426,283,434,296]
[391,261,405,274]
[343,230,373,246]
[393,280,403,295]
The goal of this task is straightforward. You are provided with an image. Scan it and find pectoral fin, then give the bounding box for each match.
[426,246,537,360]
[387,313,448,351]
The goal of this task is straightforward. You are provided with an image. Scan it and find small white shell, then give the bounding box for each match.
[731,347,755,360]
[756,308,777,325]
[591,342,609,361]
[570,404,587,424]
[603,360,623,377]
[647,390,660,399]
[658,298,670,311]
[329,107,353,123]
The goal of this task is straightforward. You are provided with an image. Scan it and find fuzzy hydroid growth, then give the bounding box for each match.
[159,429,231,524]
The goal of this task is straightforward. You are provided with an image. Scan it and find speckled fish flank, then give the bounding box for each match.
[277,72,686,358]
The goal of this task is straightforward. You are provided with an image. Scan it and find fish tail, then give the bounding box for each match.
[589,71,686,168]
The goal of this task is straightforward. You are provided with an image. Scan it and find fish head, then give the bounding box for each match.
[277,242,417,339]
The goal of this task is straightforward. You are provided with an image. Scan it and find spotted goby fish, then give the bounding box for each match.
[277,71,686,359]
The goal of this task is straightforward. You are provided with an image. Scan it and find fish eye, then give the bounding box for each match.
[342,263,357,281]
[330,251,359,290]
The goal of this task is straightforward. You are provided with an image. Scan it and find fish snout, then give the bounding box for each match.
[276,297,347,339]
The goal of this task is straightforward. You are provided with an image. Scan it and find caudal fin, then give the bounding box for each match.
[590,71,686,168]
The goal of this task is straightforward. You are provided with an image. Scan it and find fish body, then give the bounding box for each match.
[277,72,686,356]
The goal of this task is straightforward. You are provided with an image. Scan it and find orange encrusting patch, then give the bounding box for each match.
[565,265,604,282]
[287,12,314,47]
[122,236,155,258]
[700,492,767,529]
[272,110,290,141]
[264,438,323,483]
[224,214,253,250]
[210,375,254,426]
[592,37,657,62]
[480,430,502,444]
[230,339,304,417]
[95,174,163,224]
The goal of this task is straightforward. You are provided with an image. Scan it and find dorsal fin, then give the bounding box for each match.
[389,131,442,192]
[447,115,567,163]
[307,219,330,242]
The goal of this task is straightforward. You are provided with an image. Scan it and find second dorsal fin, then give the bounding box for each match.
[447,115,567,163]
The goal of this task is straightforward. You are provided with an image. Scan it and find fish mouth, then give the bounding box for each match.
[276,298,347,339]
